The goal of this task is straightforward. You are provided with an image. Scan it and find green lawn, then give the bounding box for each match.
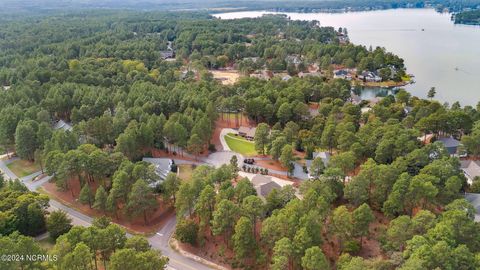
[225,133,257,156]
[7,159,41,178]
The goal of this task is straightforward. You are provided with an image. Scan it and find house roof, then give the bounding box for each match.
[53,120,73,131]
[350,93,362,104]
[238,126,256,138]
[334,70,348,76]
[438,136,460,148]
[246,127,256,138]
[461,160,480,181]
[306,151,331,169]
[238,126,250,134]
[251,174,282,198]
[313,151,331,165]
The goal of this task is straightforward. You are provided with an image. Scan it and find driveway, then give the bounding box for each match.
[0,157,19,180]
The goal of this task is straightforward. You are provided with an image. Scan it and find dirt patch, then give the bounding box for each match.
[178,227,236,270]
[210,70,241,85]
[42,178,175,234]
[323,210,389,266]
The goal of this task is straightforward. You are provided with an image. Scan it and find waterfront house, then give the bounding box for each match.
[350,93,362,105]
[333,69,349,79]
[368,97,383,107]
[358,71,382,82]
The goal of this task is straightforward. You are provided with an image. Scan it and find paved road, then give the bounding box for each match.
[0,158,214,270]
[0,156,18,180]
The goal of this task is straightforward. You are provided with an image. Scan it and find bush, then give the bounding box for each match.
[46,210,73,240]
[175,218,198,245]
[344,240,361,254]
[470,180,480,193]
[208,144,216,152]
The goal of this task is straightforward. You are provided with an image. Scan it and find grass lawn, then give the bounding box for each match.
[225,133,257,156]
[7,159,41,178]
[177,164,195,181]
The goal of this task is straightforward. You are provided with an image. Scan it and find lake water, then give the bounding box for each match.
[215,9,480,106]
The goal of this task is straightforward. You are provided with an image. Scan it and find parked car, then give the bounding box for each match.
[243,158,255,165]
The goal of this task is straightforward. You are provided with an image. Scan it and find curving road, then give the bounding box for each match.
[0,158,214,270]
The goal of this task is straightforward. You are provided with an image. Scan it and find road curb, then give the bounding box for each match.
[169,237,229,270]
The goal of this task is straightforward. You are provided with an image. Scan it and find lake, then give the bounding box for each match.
[215,9,480,106]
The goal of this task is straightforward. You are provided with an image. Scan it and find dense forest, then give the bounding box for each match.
[2,9,480,270]
[454,9,480,24]
[2,0,480,15]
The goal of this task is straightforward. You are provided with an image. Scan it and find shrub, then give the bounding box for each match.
[175,218,198,245]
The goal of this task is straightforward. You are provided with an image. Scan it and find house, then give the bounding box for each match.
[251,174,282,200]
[305,151,331,179]
[238,126,256,140]
[160,50,175,60]
[333,69,349,79]
[53,120,73,132]
[312,151,331,166]
[461,160,480,185]
[337,33,349,44]
[333,69,354,80]
[437,136,461,155]
[308,63,320,73]
[418,133,435,144]
[298,72,322,78]
[404,106,414,115]
[244,57,260,63]
[250,70,273,80]
[350,93,362,105]
[282,75,292,81]
[358,71,382,82]
[285,55,302,66]
[2,85,11,91]
[368,97,383,107]
[238,126,250,137]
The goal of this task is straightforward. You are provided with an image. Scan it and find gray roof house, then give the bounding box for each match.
[238,126,257,140]
[333,69,349,79]
[251,174,282,200]
[160,50,175,59]
[53,120,73,132]
[305,151,331,178]
[437,136,461,155]
[461,160,480,185]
